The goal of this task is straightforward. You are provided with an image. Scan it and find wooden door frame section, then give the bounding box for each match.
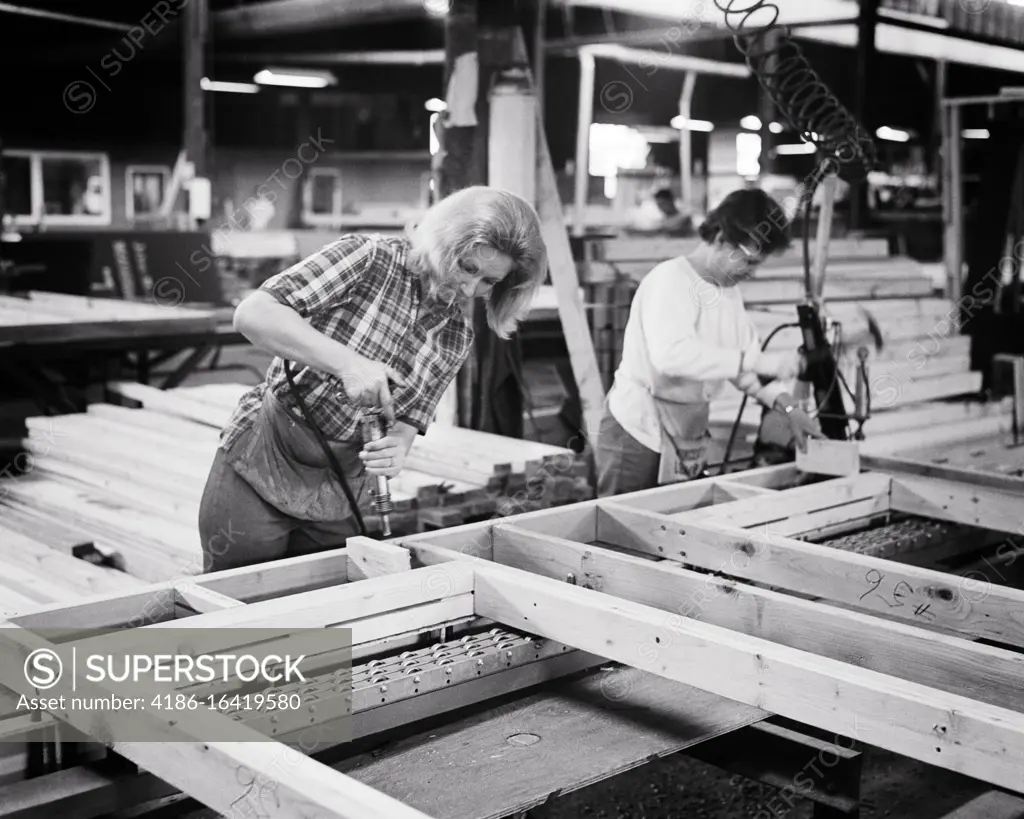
[3,463,1024,816]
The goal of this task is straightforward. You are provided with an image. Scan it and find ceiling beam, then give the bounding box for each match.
[213,0,429,39]
[581,43,751,77]
[561,0,860,29]
[217,49,445,65]
[0,2,133,32]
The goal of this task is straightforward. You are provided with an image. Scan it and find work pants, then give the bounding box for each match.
[594,402,661,498]
[198,448,360,572]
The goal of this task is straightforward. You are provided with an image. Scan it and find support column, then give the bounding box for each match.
[442,0,481,429]
[758,30,780,180]
[183,0,208,179]
[534,0,547,126]
[679,71,697,211]
[943,102,963,306]
[851,0,879,232]
[472,2,525,438]
[572,50,595,237]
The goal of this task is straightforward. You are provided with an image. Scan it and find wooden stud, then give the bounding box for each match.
[492,524,1024,712]
[471,561,1024,794]
[597,502,1024,646]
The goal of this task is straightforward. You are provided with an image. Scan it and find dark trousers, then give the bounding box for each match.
[594,404,661,498]
[198,448,359,573]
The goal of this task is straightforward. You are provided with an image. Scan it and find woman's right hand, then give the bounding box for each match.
[334,349,406,423]
[747,350,804,382]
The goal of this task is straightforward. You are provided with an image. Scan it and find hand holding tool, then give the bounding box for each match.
[359,407,395,538]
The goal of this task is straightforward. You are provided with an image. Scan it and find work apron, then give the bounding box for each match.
[653,397,712,484]
[224,387,369,522]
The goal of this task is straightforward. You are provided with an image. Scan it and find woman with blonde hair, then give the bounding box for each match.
[199,186,546,570]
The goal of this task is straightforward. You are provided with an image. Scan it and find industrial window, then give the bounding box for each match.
[4,150,112,226]
[126,165,171,221]
[3,155,32,219]
[301,168,343,227]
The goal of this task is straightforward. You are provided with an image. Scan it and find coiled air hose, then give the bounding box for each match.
[711,0,879,471]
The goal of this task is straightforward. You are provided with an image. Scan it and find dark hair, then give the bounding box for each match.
[653,188,674,201]
[697,188,791,256]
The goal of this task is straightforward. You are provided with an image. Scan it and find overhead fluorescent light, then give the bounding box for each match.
[769,121,784,134]
[424,97,447,113]
[876,126,911,142]
[740,115,762,131]
[671,115,714,132]
[962,129,990,139]
[254,67,337,88]
[775,142,817,155]
[201,77,259,94]
[423,0,450,16]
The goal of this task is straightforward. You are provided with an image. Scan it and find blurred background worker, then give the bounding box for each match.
[594,188,823,497]
[626,187,697,238]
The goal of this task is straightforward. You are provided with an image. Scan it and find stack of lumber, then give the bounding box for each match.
[0,520,145,616]
[576,233,991,458]
[578,236,936,302]
[576,236,938,391]
[0,291,218,345]
[1,381,589,587]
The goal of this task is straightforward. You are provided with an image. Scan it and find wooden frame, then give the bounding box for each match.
[3,462,1024,817]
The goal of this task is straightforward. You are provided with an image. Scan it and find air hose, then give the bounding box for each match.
[282,360,370,538]
[711,0,879,470]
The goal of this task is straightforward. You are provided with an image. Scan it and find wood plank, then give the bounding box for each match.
[758,495,891,538]
[890,475,1024,535]
[106,382,231,428]
[346,537,413,581]
[0,623,435,819]
[174,584,245,614]
[597,502,1024,646]
[472,561,1024,795]
[863,454,1024,493]
[860,415,1017,456]
[0,526,142,598]
[585,236,889,264]
[531,38,603,441]
[712,482,779,502]
[492,524,1024,712]
[86,403,222,443]
[675,473,892,528]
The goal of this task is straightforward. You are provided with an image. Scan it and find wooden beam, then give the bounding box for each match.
[0,625,435,819]
[890,475,1024,534]
[535,54,604,441]
[597,502,1024,646]
[862,454,1024,493]
[346,537,413,581]
[471,562,1024,794]
[492,524,1024,712]
[667,473,892,528]
[173,584,244,615]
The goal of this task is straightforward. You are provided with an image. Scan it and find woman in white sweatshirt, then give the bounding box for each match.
[595,188,822,497]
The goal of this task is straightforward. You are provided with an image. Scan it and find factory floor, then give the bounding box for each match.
[533,745,989,819]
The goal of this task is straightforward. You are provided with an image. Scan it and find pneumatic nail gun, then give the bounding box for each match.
[358,407,394,537]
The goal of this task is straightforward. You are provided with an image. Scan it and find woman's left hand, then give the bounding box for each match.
[787,408,825,452]
[359,435,407,477]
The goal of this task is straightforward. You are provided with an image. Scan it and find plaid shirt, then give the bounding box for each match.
[221,234,474,450]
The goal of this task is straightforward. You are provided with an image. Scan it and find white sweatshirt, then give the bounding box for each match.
[607,256,788,452]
